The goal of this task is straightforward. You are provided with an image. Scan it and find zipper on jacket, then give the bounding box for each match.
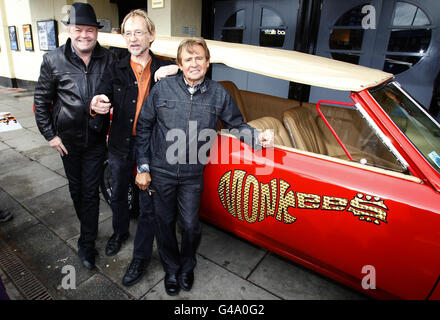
[180,93,194,176]
[84,68,89,147]
[186,93,194,174]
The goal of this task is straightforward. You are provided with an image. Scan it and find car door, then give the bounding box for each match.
[200,123,440,300]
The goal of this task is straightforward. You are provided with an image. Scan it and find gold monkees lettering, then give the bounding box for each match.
[217,170,388,226]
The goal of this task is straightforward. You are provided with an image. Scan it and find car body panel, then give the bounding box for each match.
[200,134,440,299]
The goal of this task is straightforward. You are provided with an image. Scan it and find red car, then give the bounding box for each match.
[97,34,440,300]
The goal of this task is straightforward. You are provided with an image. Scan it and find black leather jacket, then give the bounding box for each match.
[34,38,114,147]
[95,51,174,159]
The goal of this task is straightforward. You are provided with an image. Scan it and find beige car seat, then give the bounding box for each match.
[247,116,293,148]
[283,108,327,154]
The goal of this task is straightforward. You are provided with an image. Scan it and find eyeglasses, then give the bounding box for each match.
[123,30,148,38]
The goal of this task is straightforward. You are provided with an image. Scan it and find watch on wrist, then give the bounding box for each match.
[137,164,150,174]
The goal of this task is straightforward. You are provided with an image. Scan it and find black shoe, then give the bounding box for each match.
[164,273,180,296]
[122,258,148,287]
[0,209,13,223]
[78,247,98,270]
[105,233,129,256]
[178,271,194,291]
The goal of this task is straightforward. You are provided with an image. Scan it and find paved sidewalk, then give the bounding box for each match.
[0,86,367,300]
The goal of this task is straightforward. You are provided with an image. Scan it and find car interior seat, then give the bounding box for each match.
[218,80,248,122]
[283,108,328,154]
[247,116,293,148]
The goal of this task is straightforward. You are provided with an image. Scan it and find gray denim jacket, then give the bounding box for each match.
[135,73,260,177]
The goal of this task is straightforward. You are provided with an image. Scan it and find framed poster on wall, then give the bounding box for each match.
[37,20,58,51]
[22,24,34,51]
[8,26,19,51]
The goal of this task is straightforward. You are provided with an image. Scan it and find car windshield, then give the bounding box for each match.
[369,81,440,174]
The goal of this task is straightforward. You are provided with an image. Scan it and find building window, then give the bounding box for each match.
[259,8,286,47]
[329,2,432,74]
[328,4,365,65]
[221,9,245,43]
[384,2,432,74]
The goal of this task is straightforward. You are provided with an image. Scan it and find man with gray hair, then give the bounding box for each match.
[34,2,113,270]
[90,9,178,286]
[134,37,273,295]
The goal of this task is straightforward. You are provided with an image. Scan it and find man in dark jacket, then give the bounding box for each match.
[134,38,274,295]
[90,9,178,286]
[34,2,113,270]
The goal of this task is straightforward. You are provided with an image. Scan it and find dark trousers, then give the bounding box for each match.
[108,150,135,237]
[133,189,155,260]
[61,142,106,252]
[109,138,155,260]
[150,170,203,274]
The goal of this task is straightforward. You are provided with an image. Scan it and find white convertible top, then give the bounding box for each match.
[60,33,394,92]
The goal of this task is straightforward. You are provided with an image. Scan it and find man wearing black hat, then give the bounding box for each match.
[34,2,113,270]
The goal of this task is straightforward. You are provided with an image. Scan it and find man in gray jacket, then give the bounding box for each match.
[135,37,273,296]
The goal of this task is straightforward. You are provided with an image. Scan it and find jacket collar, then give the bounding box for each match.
[178,73,208,94]
[117,50,157,70]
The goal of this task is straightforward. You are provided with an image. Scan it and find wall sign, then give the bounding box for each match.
[152,0,164,9]
[8,26,19,51]
[22,24,34,51]
[37,20,58,51]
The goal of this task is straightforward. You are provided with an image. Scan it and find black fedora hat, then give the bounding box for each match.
[62,2,103,29]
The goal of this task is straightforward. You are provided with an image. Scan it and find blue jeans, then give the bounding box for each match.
[150,170,204,274]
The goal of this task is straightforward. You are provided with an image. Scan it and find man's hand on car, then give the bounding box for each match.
[90,94,111,114]
[49,136,68,156]
[258,129,275,148]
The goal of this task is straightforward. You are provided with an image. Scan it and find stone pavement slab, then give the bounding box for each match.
[144,254,280,300]
[64,274,131,300]
[0,148,32,175]
[0,141,9,151]
[248,253,367,300]
[16,115,37,129]
[22,185,112,241]
[66,216,165,300]
[198,223,267,279]
[8,223,97,299]
[0,160,67,203]
[0,189,39,240]
[2,129,49,154]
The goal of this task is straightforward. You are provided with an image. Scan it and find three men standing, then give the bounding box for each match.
[34,2,273,295]
[34,2,113,270]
